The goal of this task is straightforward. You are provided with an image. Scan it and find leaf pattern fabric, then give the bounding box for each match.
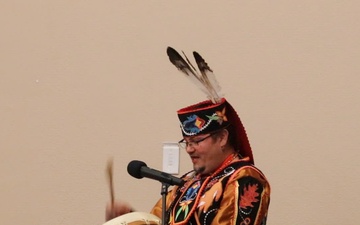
[240,183,260,209]
[150,159,271,225]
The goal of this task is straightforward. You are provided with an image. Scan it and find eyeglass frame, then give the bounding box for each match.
[178,132,218,149]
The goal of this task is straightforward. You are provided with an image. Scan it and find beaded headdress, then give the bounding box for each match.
[166,47,254,164]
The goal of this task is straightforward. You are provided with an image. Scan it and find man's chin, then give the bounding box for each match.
[194,166,205,175]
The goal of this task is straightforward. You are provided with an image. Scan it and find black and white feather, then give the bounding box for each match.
[166,47,223,104]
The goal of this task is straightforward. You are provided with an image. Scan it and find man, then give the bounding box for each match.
[106,98,270,225]
[105,47,270,224]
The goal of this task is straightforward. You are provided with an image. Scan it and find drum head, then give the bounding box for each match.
[103,212,161,225]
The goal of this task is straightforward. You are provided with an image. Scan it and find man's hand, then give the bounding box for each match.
[105,200,133,221]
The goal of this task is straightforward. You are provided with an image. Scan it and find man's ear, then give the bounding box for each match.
[220,129,229,147]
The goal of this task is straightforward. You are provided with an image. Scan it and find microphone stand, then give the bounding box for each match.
[160,182,169,225]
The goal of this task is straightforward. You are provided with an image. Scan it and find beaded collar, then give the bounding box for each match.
[194,152,239,179]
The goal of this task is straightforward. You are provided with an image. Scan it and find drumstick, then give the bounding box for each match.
[106,158,115,206]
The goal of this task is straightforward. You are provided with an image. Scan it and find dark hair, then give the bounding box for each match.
[226,124,237,148]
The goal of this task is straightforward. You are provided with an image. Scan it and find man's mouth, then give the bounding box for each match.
[190,156,199,163]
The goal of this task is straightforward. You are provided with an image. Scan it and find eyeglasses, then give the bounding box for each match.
[178,133,216,150]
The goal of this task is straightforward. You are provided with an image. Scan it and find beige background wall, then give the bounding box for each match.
[1,1,359,225]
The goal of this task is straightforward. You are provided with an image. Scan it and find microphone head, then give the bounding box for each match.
[127,160,147,179]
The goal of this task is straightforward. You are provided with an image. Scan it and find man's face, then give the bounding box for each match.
[183,132,227,175]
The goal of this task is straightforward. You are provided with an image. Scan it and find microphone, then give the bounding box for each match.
[127,160,184,186]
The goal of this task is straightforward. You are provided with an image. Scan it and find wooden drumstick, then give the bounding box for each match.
[106,158,115,206]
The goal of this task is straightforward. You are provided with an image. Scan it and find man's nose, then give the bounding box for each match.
[185,144,195,153]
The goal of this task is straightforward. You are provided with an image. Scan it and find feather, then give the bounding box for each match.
[167,47,212,98]
[181,50,198,73]
[193,51,223,103]
[167,47,196,76]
